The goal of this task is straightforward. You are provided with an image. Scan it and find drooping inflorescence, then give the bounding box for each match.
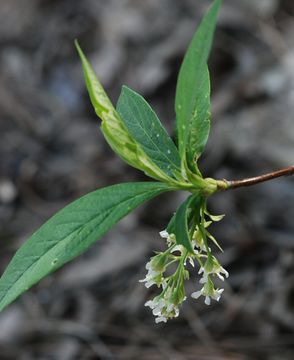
[140,210,229,323]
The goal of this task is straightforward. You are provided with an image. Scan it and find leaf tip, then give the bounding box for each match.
[74,39,84,60]
[121,84,133,96]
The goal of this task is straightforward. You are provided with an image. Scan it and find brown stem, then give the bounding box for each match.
[225,166,294,190]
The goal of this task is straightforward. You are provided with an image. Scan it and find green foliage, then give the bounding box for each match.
[76,41,176,184]
[117,86,182,180]
[176,0,221,172]
[75,41,114,120]
[0,0,227,316]
[0,182,173,312]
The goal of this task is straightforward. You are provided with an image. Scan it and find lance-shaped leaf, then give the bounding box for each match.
[117,86,182,180]
[175,0,221,168]
[75,41,175,183]
[174,194,202,253]
[0,182,173,312]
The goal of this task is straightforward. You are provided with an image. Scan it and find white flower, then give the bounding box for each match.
[145,296,179,323]
[159,230,175,246]
[159,230,169,239]
[139,261,162,288]
[191,287,224,305]
[171,244,185,255]
[216,266,229,281]
[192,238,207,253]
[191,222,212,253]
[198,256,229,284]
[192,273,224,305]
[191,290,212,305]
[184,256,195,267]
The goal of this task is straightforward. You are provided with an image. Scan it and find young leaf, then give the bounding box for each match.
[174,194,202,253]
[76,41,181,184]
[117,86,182,180]
[175,0,221,168]
[0,182,173,312]
[166,197,198,235]
[75,40,115,119]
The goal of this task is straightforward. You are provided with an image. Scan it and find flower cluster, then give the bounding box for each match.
[140,215,229,323]
[140,238,188,323]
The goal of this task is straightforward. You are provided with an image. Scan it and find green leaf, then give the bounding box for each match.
[0,182,173,312]
[75,40,115,119]
[75,41,141,170]
[76,41,181,184]
[75,41,140,168]
[117,86,182,180]
[166,198,197,235]
[175,0,221,168]
[174,194,202,253]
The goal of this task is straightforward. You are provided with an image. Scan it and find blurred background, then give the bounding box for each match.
[0,0,294,359]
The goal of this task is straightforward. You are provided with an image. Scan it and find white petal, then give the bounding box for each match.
[216,273,225,281]
[171,245,184,254]
[145,281,155,288]
[156,299,166,309]
[221,267,229,278]
[199,272,208,284]
[147,269,160,277]
[145,300,155,308]
[152,307,162,316]
[215,288,224,301]
[204,296,211,305]
[146,262,151,270]
[191,291,202,299]
[155,316,167,324]
[188,257,195,267]
[159,230,169,238]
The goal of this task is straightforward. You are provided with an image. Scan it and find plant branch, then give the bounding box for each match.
[223,166,294,190]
